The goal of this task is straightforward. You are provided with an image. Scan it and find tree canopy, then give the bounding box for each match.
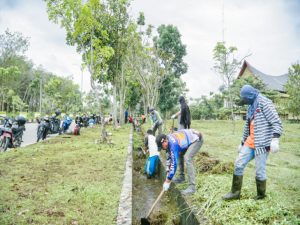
[285,63,300,119]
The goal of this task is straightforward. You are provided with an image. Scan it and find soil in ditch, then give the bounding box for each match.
[132,146,180,225]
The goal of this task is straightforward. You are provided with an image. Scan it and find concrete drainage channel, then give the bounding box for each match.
[117,130,203,225]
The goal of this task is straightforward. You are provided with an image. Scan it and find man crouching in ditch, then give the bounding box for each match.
[223,84,283,200]
[156,129,203,195]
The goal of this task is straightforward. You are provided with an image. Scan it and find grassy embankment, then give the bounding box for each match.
[0,125,130,225]
[163,120,299,224]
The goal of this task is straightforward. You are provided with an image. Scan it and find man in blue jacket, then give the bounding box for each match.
[156,129,203,195]
[223,84,283,200]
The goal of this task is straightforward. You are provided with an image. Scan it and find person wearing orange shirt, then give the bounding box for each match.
[223,85,283,200]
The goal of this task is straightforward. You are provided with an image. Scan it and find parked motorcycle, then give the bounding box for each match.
[75,115,83,127]
[36,116,51,142]
[0,116,26,152]
[49,110,62,134]
[82,115,89,128]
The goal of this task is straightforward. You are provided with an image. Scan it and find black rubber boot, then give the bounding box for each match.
[255,179,266,200]
[223,175,243,200]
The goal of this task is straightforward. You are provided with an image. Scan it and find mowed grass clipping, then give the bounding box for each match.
[163,120,300,225]
[0,125,129,225]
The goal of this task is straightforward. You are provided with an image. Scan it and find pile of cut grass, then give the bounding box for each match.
[0,125,129,224]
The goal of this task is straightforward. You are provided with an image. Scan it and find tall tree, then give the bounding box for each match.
[213,42,250,132]
[158,73,186,117]
[154,24,187,77]
[0,29,29,64]
[285,63,300,119]
[45,0,131,126]
[125,21,163,114]
[154,24,188,114]
[0,29,31,112]
[0,66,21,111]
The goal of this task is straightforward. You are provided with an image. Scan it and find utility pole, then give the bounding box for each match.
[222,0,225,43]
[39,72,42,115]
[80,66,84,111]
[81,66,83,95]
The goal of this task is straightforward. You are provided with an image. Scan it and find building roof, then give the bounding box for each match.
[238,60,289,92]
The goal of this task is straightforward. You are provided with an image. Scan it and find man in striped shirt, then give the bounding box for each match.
[156,129,203,195]
[223,84,283,200]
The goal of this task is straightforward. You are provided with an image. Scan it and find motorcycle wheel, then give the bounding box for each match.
[0,138,4,152]
[37,128,44,142]
[13,136,22,148]
[3,137,10,151]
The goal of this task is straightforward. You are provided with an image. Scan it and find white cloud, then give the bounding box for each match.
[0,0,91,93]
[131,0,300,98]
[0,0,299,99]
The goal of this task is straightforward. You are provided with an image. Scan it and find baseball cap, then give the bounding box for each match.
[156,134,167,150]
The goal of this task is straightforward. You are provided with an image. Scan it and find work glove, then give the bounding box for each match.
[270,138,279,153]
[163,181,170,191]
[171,114,176,119]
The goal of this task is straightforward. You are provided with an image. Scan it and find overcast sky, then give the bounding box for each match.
[1,0,299,98]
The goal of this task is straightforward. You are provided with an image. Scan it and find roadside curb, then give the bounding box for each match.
[116,129,133,225]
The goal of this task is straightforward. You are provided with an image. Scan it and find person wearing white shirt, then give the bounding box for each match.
[144,129,160,178]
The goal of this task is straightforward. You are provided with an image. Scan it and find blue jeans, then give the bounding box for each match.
[144,155,159,177]
[234,145,269,180]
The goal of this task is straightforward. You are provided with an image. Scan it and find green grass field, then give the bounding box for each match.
[0,125,129,225]
[0,120,299,224]
[167,120,300,224]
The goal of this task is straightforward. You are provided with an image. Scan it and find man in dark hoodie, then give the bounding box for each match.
[171,96,191,129]
[223,84,283,201]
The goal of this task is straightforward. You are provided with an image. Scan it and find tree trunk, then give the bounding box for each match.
[113,84,118,128]
[118,65,126,125]
[143,95,147,115]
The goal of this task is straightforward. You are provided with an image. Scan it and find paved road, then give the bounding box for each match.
[21,122,75,147]
[21,122,39,147]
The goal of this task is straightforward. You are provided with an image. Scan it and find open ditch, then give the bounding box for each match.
[132,131,200,225]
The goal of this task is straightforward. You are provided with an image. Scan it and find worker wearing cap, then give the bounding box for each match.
[156,129,203,195]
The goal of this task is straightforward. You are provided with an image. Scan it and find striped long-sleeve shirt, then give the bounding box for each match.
[242,94,283,155]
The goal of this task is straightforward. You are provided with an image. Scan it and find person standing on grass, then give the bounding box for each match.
[156,129,203,195]
[144,129,160,178]
[149,107,163,136]
[171,96,191,129]
[223,84,283,201]
[124,108,128,124]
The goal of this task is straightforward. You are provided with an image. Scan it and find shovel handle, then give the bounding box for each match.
[146,189,165,218]
[171,118,175,133]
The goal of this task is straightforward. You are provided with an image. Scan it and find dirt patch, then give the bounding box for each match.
[148,211,168,224]
[45,209,65,217]
[195,152,233,174]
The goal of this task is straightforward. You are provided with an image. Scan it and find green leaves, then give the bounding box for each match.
[285,63,300,118]
[155,24,187,77]
[0,29,29,59]
[213,41,242,88]
[137,12,145,26]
